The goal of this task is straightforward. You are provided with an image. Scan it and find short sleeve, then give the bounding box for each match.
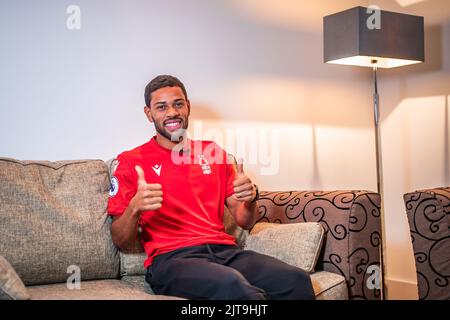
[225,154,237,198]
[107,155,137,216]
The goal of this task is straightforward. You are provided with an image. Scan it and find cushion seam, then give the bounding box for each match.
[310,224,325,273]
[314,277,347,296]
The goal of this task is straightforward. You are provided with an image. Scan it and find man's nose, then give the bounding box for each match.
[166,104,180,116]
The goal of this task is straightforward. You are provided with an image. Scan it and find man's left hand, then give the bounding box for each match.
[233,158,256,203]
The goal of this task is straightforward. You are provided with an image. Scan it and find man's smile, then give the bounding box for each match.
[164,118,183,131]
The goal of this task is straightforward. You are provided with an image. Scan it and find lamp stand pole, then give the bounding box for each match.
[372,64,387,300]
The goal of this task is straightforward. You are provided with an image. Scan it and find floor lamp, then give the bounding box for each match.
[323,6,424,299]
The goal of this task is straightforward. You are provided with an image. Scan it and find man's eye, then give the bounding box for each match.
[157,105,166,110]
[175,102,185,108]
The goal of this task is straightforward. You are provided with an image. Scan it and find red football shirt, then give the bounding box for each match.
[107,136,237,268]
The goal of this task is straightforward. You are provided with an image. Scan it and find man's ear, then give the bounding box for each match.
[144,106,153,123]
[187,100,191,116]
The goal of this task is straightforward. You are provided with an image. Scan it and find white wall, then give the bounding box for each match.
[0,0,374,192]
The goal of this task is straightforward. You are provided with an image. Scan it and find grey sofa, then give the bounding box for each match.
[403,187,450,300]
[0,157,381,300]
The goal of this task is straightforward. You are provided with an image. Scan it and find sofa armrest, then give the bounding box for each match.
[256,190,381,300]
[403,187,450,300]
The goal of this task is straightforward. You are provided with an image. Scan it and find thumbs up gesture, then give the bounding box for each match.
[129,165,163,214]
[233,158,257,203]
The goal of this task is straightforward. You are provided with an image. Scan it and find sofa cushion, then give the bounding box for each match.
[120,252,147,277]
[245,222,325,273]
[121,272,348,300]
[310,271,348,300]
[0,158,120,286]
[27,279,183,300]
[121,275,155,294]
[0,255,30,300]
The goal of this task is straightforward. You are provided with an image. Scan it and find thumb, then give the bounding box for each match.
[135,165,147,188]
[236,158,244,176]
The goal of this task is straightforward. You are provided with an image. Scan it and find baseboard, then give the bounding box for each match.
[385,277,418,300]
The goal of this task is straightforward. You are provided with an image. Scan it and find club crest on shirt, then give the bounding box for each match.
[197,154,211,175]
[109,176,119,197]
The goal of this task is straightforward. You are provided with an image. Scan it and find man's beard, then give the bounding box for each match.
[153,117,188,143]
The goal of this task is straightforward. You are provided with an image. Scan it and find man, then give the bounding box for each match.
[108,75,315,300]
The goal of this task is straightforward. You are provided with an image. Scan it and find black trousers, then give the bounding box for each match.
[145,244,316,300]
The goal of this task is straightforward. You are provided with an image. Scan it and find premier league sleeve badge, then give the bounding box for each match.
[109,176,119,197]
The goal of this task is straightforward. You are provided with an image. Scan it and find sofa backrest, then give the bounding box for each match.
[0,158,120,286]
[403,187,450,300]
[256,190,382,300]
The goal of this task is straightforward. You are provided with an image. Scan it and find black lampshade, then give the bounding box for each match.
[324,6,424,68]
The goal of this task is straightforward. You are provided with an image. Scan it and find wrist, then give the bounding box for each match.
[250,184,259,203]
[127,200,141,218]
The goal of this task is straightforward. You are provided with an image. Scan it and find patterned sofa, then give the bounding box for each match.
[403,187,450,300]
[0,157,381,300]
[256,191,382,300]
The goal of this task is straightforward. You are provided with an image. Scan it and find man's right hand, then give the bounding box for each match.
[129,165,163,215]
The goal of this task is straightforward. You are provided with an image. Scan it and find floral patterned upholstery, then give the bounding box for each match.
[256,190,382,300]
[403,187,450,300]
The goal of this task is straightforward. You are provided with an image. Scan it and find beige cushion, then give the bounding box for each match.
[245,222,325,273]
[27,279,183,300]
[120,252,147,277]
[0,158,120,285]
[121,275,155,294]
[0,255,30,300]
[310,271,348,300]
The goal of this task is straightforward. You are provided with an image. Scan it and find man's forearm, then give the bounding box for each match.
[111,205,141,251]
[234,201,258,230]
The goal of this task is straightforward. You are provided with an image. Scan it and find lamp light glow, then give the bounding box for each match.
[326,56,423,68]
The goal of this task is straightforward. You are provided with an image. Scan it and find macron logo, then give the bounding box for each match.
[152,164,162,176]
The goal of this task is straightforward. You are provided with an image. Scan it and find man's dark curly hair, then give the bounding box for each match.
[144,75,188,107]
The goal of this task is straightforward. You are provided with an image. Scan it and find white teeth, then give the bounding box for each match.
[165,122,180,127]
[165,120,181,127]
